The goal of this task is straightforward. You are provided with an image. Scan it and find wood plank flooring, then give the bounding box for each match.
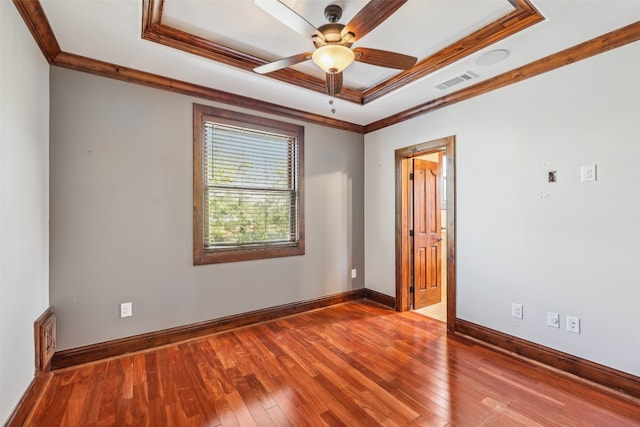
[25,300,640,426]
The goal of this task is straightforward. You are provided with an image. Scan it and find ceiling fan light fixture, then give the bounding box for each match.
[312,45,355,74]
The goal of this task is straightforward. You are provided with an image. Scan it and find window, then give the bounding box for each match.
[193,104,304,264]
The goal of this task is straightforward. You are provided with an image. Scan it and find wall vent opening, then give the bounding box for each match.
[436,71,478,90]
[34,307,56,374]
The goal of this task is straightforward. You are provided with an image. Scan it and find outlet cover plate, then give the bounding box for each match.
[581,165,596,182]
[567,315,580,334]
[120,302,132,318]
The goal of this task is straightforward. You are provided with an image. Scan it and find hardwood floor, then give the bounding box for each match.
[25,301,640,426]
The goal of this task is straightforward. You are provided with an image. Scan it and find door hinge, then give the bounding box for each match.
[409,173,414,180]
[409,230,414,237]
[410,285,414,293]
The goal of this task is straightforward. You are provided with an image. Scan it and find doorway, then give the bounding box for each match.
[413,153,446,321]
[395,136,456,332]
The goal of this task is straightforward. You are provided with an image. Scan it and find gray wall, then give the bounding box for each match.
[0,3,50,424]
[50,67,365,350]
[364,41,640,376]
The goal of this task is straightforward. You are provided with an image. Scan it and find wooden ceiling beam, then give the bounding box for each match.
[13,0,61,64]
[53,51,365,133]
[365,20,640,133]
[140,0,544,105]
[11,0,640,135]
[140,0,362,105]
[361,0,544,104]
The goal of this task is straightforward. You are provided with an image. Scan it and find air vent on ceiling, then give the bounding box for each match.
[435,71,478,90]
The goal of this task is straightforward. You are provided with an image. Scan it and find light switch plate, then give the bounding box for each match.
[512,303,523,319]
[547,312,560,328]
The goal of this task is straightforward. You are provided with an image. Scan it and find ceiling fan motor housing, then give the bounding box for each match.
[314,24,352,47]
[313,5,354,48]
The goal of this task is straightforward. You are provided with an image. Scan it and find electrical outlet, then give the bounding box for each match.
[120,302,132,318]
[581,165,597,182]
[567,316,580,334]
[351,269,357,279]
[547,312,560,328]
[512,303,523,319]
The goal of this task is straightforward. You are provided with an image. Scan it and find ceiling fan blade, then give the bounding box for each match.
[353,47,417,70]
[254,52,312,74]
[341,0,407,42]
[254,0,324,40]
[325,71,343,96]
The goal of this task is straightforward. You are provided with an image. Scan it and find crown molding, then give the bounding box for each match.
[141,0,544,105]
[11,1,640,135]
[12,0,60,64]
[365,20,640,133]
[53,51,365,133]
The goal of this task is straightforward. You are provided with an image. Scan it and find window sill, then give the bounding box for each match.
[194,244,305,265]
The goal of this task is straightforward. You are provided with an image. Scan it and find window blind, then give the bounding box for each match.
[202,122,299,249]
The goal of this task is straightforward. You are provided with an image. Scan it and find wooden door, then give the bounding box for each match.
[413,158,442,309]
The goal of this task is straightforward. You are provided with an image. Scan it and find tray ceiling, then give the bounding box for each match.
[35,0,640,126]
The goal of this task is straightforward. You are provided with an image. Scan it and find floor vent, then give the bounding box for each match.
[436,71,478,90]
[34,307,56,374]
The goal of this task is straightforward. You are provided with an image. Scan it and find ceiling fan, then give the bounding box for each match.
[253,0,417,96]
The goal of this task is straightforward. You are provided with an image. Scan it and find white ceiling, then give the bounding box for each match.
[39,0,640,126]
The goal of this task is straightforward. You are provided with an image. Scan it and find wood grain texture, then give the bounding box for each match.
[26,301,640,426]
[52,290,366,370]
[395,156,412,312]
[361,0,544,104]
[254,53,312,75]
[342,0,407,42]
[325,71,343,97]
[366,20,640,133]
[12,0,61,64]
[443,145,457,329]
[143,19,357,102]
[15,0,638,136]
[456,319,640,400]
[141,0,362,104]
[139,0,542,105]
[354,48,417,70]
[363,289,395,309]
[11,0,360,129]
[394,136,456,334]
[4,372,52,427]
[52,52,365,134]
[34,307,56,374]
